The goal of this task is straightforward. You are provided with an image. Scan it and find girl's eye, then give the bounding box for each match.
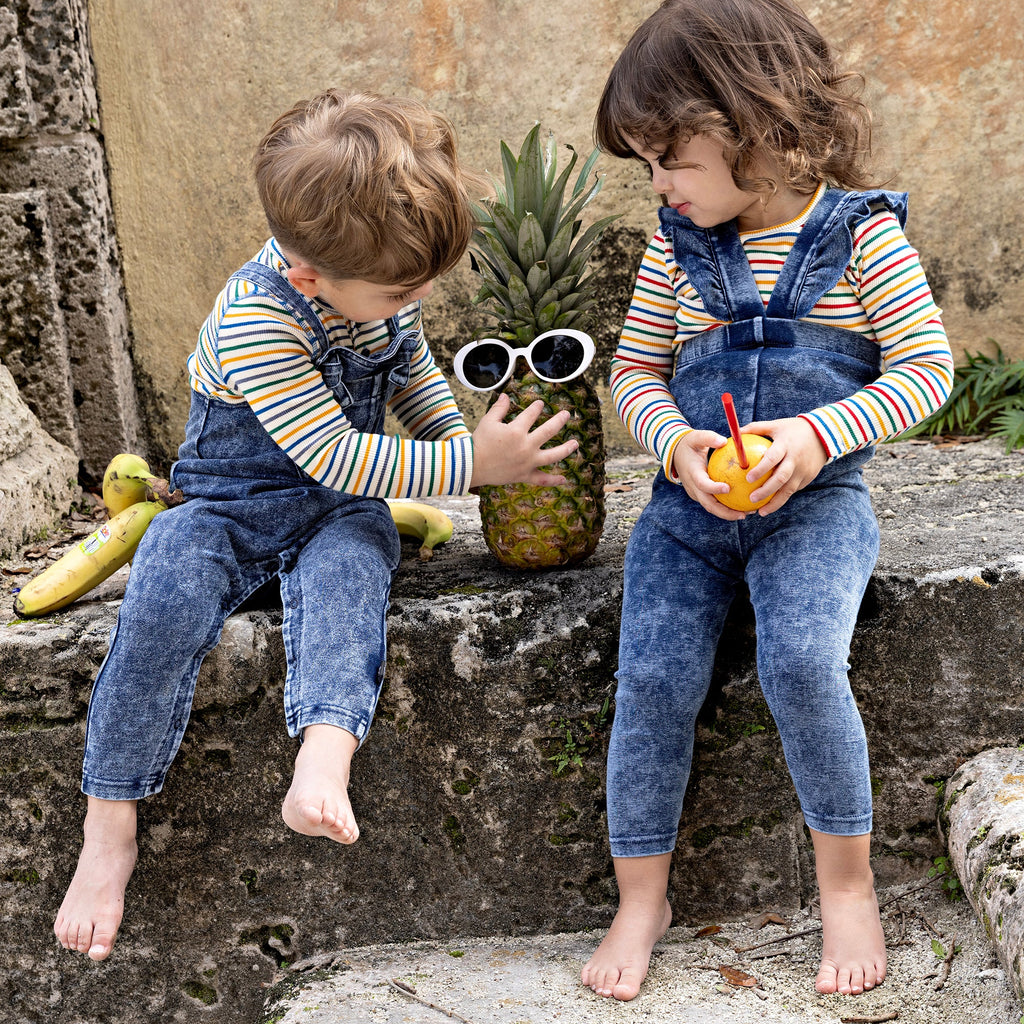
[390,290,417,305]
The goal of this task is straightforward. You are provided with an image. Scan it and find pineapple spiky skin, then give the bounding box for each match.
[477,371,605,569]
[471,125,618,570]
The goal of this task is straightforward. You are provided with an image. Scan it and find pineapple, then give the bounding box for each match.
[470,125,618,569]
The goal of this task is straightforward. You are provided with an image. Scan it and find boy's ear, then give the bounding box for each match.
[285,263,322,300]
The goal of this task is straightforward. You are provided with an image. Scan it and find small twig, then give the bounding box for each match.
[734,924,822,954]
[840,1012,899,1023]
[934,934,958,991]
[388,978,476,1024]
[747,947,799,961]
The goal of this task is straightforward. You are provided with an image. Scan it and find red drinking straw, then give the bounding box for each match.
[721,392,748,469]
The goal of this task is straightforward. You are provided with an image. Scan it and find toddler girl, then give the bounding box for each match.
[583,0,953,1001]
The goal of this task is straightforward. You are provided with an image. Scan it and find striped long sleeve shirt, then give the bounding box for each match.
[187,240,473,498]
[611,185,953,473]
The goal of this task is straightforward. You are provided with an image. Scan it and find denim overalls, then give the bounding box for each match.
[82,261,419,800]
[607,189,907,856]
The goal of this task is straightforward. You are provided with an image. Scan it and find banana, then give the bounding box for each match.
[13,501,165,617]
[102,453,157,516]
[387,500,454,561]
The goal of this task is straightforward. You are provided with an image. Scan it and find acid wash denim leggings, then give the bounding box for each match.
[81,261,416,801]
[607,472,879,857]
[606,187,903,857]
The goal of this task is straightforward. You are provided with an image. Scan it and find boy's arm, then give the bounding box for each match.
[389,322,471,444]
[209,290,475,498]
[798,210,954,459]
[389,320,579,488]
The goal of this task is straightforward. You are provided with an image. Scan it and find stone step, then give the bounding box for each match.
[258,876,1018,1023]
[1,439,1022,1024]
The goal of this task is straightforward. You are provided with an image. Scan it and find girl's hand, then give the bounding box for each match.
[670,429,748,522]
[742,416,828,514]
[469,394,577,488]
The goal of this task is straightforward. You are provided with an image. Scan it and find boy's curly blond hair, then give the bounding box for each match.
[254,90,477,285]
[595,0,877,197]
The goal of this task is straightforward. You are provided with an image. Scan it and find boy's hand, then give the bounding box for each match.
[670,429,748,522]
[742,416,828,515]
[470,394,577,488]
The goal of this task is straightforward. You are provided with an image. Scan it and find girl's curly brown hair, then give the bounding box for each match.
[595,0,877,197]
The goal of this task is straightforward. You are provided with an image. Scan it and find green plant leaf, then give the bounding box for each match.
[518,213,547,269]
[525,262,551,302]
[539,154,578,239]
[499,141,518,206]
[572,147,601,198]
[994,405,1024,451]
[514,124,545,219]
[481,204,521,260]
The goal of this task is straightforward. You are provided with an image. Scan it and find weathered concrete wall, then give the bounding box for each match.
[1,440,1022,1023]
[85,0,1024,465]
[0,0,142,479]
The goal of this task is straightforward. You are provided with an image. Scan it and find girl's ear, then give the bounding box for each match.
[285,263,322,300]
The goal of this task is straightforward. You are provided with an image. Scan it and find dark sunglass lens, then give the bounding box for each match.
[531,334,585,380]
[462,343,510,388]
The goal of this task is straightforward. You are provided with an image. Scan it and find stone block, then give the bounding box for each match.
[0,7,35,137]
[0,0,96,136]
[0,361,78,558]
[0,189,77,451]
[940,747,1024,1002]
[0,138,141,477]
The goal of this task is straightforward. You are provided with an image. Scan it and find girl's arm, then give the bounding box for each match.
[609,231,695,478]
[799,210,954,458]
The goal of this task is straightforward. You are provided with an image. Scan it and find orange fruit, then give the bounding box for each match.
[707,434,773,511]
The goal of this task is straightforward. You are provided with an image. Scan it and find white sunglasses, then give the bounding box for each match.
[453,329,596,392]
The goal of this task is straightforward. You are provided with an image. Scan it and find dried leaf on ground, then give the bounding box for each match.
[695,925,722,938]
[718,965,758,987]
[748,911,788,930]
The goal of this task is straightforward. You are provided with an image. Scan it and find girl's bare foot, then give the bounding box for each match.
[281,724,360,844]
[582,897,672,1000]
[810,829,887,995]
[581,852,672,1001]
[54,798,138,961]
[815,886,887,994]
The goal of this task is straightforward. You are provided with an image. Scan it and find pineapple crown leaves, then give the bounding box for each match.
[470,123,620,344]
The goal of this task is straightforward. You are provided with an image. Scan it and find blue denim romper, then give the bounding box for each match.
[82,261,419,801]
[607,189,906,854]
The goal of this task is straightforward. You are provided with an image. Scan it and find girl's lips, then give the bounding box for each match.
[670,202,690,214]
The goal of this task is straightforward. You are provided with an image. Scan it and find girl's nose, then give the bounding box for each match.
[650,167,670,196]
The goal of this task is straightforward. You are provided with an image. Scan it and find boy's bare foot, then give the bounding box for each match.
[810,829,886,995]
[281,724,360,844]
[54,798,138,961]
[582,896,673,1000]
[815,886,887,994]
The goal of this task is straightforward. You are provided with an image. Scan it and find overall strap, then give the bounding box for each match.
[228,260,332,359]
[658,205,762,322]
[765,188,909,320]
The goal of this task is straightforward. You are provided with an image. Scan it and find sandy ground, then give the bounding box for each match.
[263,875,1020,1023]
